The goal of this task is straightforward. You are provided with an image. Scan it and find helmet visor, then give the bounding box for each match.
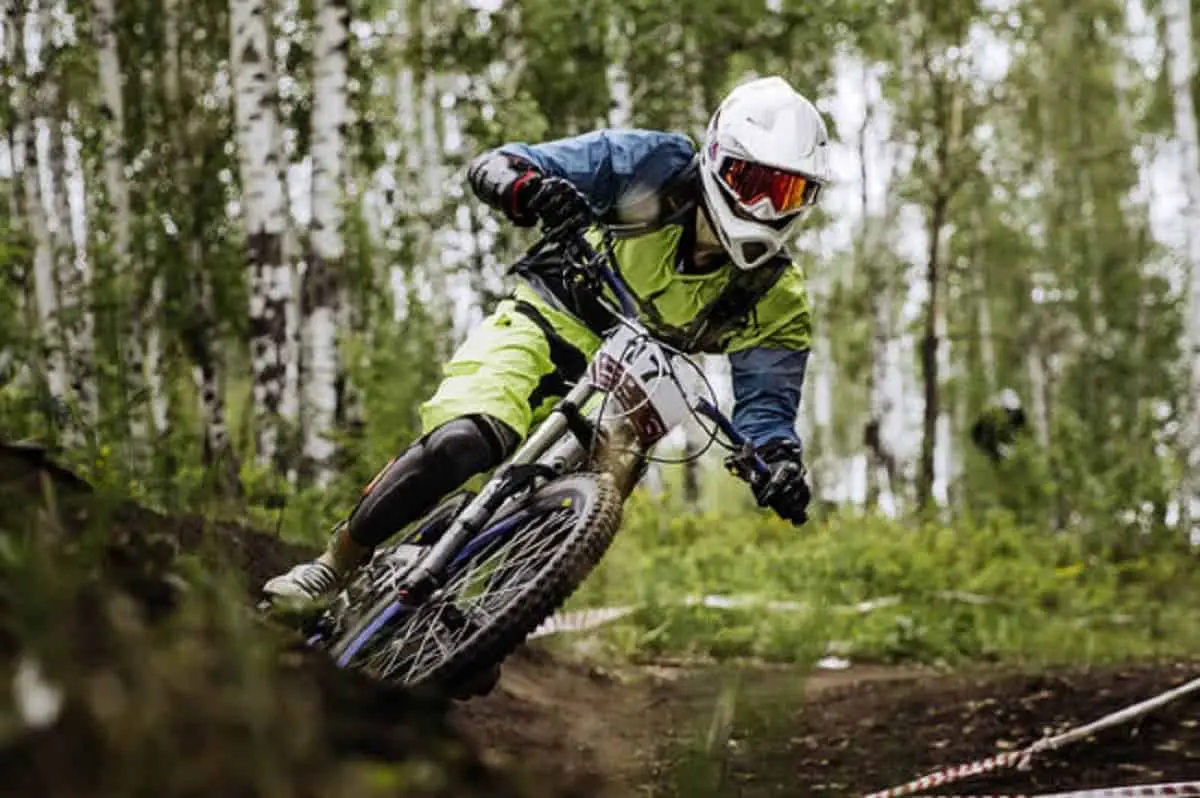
[718,157,822,217]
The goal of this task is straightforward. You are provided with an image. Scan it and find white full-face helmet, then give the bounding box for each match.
[699,76,831,270]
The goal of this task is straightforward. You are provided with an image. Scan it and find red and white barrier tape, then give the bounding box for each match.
[529,605,636,639]
[862,675,1200,798]
[910,782,1200,797]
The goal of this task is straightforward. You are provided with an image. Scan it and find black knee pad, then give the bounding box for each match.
[429,415,519,482]
[346,415,519,548]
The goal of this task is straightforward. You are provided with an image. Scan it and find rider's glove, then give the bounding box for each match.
[466,150,544,227]
[525,176,593,232]
[738,438,811,526]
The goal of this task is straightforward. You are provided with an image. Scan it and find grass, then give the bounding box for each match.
[557,476,1200,669]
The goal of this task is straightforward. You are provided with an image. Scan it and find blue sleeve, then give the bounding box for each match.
[498,129,695,217]
[729,347,809,450]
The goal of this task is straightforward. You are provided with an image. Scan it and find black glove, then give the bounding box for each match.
[737,439,811,526]
[466,150,544,227]
[467,150,592,231]
[524,176,593,232]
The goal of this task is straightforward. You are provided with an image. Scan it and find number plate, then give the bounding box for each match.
[587,325,700,446]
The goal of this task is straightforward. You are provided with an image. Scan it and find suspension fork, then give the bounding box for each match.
[400,380,599,599]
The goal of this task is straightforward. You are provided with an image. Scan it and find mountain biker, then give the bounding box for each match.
[264,75,830,605]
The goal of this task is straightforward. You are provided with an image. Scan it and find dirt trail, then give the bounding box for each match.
[4,441,1199,797]
[457,651,927,796]
[462,651,1200,796]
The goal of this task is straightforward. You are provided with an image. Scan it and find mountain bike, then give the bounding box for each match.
[302,217,770,696]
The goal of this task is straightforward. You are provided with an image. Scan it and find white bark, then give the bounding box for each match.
[605,13,631,128]
[92,0,154,443]
[415,0,445,208]
[144,276,169,435]
[866,249,900,509]
[231,0,292,467]
[268,9,301,438]
[165,0,235,478]
[14,18,68,427]
[47,111,96,424]
[858,66,900,512]
[33,3,93,432]
[91,0,131,266]
[1027,342,1050,448]
[418,71,444,209]
[395,0,418,170]
[932,265,953,507]
[12,7,64,402]
[188,274,236,475]
[302,0,348,485]
[976,273,996,390]
[1163,0,1200,532]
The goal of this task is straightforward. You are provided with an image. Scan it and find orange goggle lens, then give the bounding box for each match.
[719,158,821,215]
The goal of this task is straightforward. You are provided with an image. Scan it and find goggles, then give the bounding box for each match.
[718,157,822,218]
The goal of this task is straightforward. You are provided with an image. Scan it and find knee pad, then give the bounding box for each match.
[346,415,519,548]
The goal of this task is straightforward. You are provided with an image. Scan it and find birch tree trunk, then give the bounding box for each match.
[231,0,292,468]
[165,0,241,494]
[3,7,31,390]
[1026,342,1051,448]
[268,13,302,457]
[605,12,631,128]
[36,0,96,439]
[858,66,900,510]
[1163,0,1200,536]
[302,0,349,486]
[13,4,69,438]
[92,0,159,443]
[916,53,963,509]
[47,104,95,426]
[918,194,948,508]
[975,249,996,392]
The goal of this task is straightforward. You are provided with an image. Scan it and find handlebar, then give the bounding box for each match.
[522,218,641,319]
[530,219,772,484]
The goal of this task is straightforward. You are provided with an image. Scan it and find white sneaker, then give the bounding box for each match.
[262,561,341,604]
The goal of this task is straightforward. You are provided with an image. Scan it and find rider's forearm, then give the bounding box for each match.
[728,347,809,450]
[492,129,695,216]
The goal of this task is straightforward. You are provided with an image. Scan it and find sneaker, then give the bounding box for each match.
[262,560,342,605]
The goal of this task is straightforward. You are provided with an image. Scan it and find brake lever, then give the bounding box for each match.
[725,443,770,488]
[694,398,771,484]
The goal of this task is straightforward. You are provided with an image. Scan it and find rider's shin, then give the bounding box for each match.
[317,521,373,575]
[342,415,519,551]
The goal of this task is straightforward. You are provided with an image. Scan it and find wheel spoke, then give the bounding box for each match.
[348,504,580,685]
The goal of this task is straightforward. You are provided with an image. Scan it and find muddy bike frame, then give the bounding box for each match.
[328,224,768,666]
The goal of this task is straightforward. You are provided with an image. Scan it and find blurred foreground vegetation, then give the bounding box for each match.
[0,446,529,798]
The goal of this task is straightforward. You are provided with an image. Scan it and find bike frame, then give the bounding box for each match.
[346,227,768,610]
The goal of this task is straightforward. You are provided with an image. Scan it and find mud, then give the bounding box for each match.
[4,441,1199,797]
[463,653,1200,796]
[783,661,1200,796]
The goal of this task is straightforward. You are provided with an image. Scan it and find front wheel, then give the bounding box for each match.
[328,471,623,691]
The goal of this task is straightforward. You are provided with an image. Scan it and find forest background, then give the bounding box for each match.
[3,0,1200,666]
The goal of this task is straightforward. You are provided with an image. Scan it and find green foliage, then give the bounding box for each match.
[563,484,1200,667]
[2,0,1199,697]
